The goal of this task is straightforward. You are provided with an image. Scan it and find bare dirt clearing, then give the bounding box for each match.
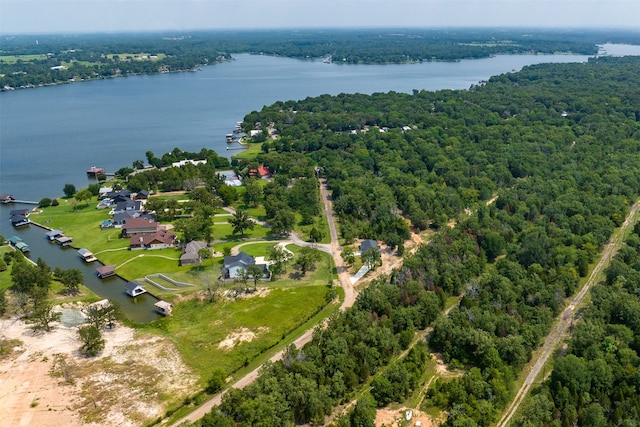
[218,326,269,350]
[375,407,435,427]
[0,308,198,427]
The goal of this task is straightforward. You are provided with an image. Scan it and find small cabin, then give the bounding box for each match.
[78,248,97,262]
[45,229,64,241]
[56,235,74,246]
[96,265,116,279]
[154,300,173,316]
[125,281,147,297]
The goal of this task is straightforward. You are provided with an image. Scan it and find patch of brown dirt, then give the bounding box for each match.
[218,327,269,350]
[375,407,436,427]
[0,310,198,427]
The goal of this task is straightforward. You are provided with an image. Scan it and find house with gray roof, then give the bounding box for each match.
[180,241,209,265]
[223,251,270,280]
[360,239,380,254]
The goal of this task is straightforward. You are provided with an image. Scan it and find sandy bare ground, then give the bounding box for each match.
[376,408,435,427]
[0,306,198,427]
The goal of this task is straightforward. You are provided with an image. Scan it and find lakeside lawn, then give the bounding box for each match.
[26,191,340,386]
[0,246,14,291]
[229,143,262,160]
[144,284,333,383]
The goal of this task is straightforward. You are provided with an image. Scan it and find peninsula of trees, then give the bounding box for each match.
[3,28,639,89]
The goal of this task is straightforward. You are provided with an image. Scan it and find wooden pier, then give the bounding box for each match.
[11,200,39,205]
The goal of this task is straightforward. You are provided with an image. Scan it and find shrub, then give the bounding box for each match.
[38,198,52,208]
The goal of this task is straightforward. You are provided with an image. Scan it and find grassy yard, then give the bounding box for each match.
[0,246,14,291]
[20,190,341,389]
[230,143,262,160]
[0,54,47,63]
[143,284,332,382]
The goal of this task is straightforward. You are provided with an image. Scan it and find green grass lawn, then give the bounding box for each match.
[0,54,47,64]
[230,143,262,160]
[0,246,14,291]
[214,221,271,240]
[144,285,331,383]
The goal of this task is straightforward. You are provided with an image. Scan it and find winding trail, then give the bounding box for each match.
[496,200,640,427]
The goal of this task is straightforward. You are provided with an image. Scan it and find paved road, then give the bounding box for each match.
[496,200,640,427]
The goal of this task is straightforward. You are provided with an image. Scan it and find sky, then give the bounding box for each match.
[1,0,639,35]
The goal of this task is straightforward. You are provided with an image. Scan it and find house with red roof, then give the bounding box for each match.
[129,229,176,250]
[248,165,271,179]
[121,217,159,237]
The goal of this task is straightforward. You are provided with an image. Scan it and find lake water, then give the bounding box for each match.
[0,52,598,203]
[4,47,640,320]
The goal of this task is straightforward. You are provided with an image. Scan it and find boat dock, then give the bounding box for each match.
[0,195,38,205]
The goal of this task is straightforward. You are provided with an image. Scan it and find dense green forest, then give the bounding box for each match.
[515,222,640,426]
[3,28,639,88]
[194,56,640,426]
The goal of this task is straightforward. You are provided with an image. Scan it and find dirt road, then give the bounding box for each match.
[171,179,356,426]
[496,200,640,427]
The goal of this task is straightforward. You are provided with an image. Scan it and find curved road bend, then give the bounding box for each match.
[171,178,355,426]
[496,200,640,427]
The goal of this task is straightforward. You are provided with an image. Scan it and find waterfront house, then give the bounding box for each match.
[11,214,30,227]
[180,240,209,265]
[154,300,173,316]
[113,211,155,227]
[78,248,97,262]
[106,190,132,203]
[113,199,142,214]
[129,229,176,250]
[45,229,63,241]
[96,265,116,279]
[98,187,113,199]
[121,217,159,237]
[125,281,147,297]
[223,251,270,280]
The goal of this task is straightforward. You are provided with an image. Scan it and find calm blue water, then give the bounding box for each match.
[0,53,595,203]
[2,50,622,320]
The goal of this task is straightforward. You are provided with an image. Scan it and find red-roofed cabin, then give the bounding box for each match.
[248,165,271,179]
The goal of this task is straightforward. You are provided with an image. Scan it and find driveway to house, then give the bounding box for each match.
[171,178,356,426]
